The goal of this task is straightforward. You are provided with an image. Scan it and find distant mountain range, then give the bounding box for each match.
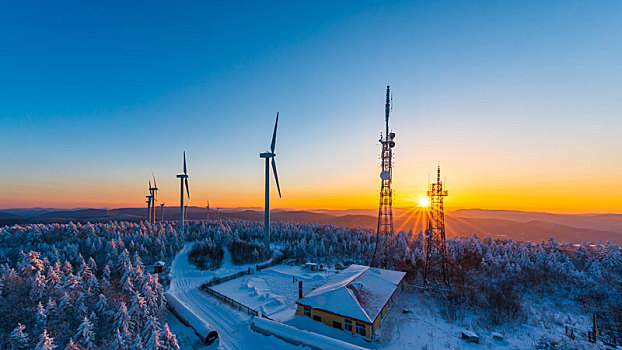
[1,207,620,245]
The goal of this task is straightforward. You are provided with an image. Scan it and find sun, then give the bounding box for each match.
[418,197,430,208]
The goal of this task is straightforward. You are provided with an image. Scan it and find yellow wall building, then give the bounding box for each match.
[295,264,406,341]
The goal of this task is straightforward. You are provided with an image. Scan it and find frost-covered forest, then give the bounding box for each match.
[1,219,621,349]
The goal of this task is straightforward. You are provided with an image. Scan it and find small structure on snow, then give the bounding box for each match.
[154,261,165,273]
[492,332,504,342]
[296,264,406,341]
[461,330,480,344]
[303,262,318,271]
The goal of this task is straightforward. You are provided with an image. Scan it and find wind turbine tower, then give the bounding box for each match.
[259,112,282,248]
[160,202,165,222]
[149,173,159,225]
[372,85,396,266]
[424,164,449,285]
[145,195,152,223]
[176,152,190,233]
[206,201,210,221]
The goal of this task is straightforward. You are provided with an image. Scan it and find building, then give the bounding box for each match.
[154,261,165,273]
[295,264,406,341]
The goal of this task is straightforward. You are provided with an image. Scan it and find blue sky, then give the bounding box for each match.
[1,1,621,211]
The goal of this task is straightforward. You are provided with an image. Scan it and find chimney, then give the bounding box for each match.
[298,281,303,299]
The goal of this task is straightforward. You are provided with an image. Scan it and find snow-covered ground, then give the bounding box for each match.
[166,243,302,350]
[375,286,601,350]
[211,264,332,320]
[169,243,605,350]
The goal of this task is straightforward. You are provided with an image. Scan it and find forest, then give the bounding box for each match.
[0,219,620,348]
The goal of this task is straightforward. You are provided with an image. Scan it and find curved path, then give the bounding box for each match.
[167,243,299,350]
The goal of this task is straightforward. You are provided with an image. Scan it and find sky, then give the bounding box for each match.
[0,1,621,213]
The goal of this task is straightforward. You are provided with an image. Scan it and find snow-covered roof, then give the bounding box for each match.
[155,261,165,266]
[296,264,405,324]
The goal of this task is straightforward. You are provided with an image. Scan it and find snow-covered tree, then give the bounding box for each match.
[9,323,30,350]
[142,315,162,350]
[35,329,57,350]
[161,323,180,350]
[74,316,95,350]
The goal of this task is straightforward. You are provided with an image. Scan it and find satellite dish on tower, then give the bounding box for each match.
[380,170,390,180]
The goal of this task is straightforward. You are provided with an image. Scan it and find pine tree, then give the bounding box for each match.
[36,301,48,330]
[74,316,95,350]
[142,315,162,350]
[112,302,131,334]
[9,323,30,350]
[161,323,180,350]
[129,291,147,332]
[64,339,80,350]
[130,332,143,350]
[31,270,47,300]
[110,328,126,350]
[35,329,57,350]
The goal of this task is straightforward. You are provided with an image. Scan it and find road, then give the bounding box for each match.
[167,243,299,350]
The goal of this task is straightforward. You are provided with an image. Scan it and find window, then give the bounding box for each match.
[355,322,366,337]
[303,307,311,317]
[332,321,342,330]
[344,319,352,332]
[313,315,322,322]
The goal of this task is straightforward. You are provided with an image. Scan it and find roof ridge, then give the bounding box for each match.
[344,282,372,322]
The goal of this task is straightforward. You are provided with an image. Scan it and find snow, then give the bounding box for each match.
[166,242,302,350]
[251,317,368,350]
[211,264,333,320]
[297,264,405,324]
[164,291,217,343]
[375,286,602,350]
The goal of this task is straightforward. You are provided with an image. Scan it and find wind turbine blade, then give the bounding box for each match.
[151,171,158,200]
[185,178,190,199]
[271,158,281,198]
[183,151,187,175]
[270,112,279,153]
[149,179,151,188]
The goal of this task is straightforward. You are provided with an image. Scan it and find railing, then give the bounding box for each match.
[201,285,261,317]
[200,259,282,321]
[202,269,251,287]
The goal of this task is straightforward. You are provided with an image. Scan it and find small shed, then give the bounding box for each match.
[304,262,318,271]
[154,261,165,273]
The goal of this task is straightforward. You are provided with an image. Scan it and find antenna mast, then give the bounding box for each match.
[372,85,396,267]
[424,164,449,285]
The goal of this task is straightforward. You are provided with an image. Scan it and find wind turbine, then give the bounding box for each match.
[160,202,165,222]
[176,151,190,233]
[259,112,282,248]
[149,172,159,225]
[206,200,210,221]
[146,180,153,223]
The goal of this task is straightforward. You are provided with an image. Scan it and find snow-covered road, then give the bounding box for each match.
[167,243,300,350]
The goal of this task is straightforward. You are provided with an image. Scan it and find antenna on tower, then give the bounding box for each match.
[371,85,396,267]
[424,163,449,286]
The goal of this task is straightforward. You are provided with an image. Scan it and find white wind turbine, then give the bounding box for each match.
[176,152,190,232]
[259,112,282,248]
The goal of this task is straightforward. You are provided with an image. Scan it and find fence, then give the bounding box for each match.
[201,285,261,317]
[202,269,252,287]
[200,261,281,321]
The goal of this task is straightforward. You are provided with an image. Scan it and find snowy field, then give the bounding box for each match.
[166,243,303,350]
[210,264,333,320]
